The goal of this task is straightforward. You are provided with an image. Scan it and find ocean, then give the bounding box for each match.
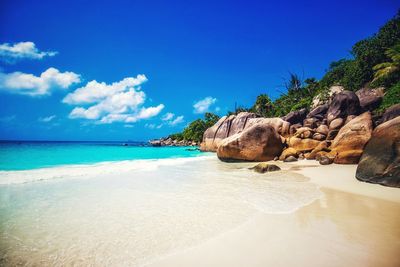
[0,141,203,171]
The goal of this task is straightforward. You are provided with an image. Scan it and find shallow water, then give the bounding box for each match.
[0,141,203,170]
[0,157,321,266]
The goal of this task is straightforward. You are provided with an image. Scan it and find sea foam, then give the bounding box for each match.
[0,155,213,185]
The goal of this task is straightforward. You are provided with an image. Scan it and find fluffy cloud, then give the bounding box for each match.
[38,115,56,122]
[0,68,81,96]
[63,75,147,104]
[0,42,57,63]
[193,96,217,114]
[65,75,165,124]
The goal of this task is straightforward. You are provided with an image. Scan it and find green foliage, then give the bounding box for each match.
[171,12,400,140]
[250,94,274,117]
[170,112,220,143]
[168,132,184,141]
[376,81,400,113]
[372,43,400,86]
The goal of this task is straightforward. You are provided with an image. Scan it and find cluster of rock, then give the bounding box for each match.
[200,86,400,188]
[149,137,198,147]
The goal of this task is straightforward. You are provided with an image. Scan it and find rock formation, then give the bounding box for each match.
[217,123,284,161]
[250,163,281,173]
[356,116,400,187]
[326,91,361,124]
[330,112,373,164]
[355,87,384,111]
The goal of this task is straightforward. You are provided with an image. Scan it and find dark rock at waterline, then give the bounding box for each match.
[149,140,161,147]
[327,91,361,124]
[250,162,281,173]
[284,155,298,162]
[319,156,333,165]
[282,108,308,124]
[356,116,400,188]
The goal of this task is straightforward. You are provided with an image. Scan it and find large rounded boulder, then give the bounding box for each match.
[327,91,361,125]
[356,116,400,188]
[217,123,284,162]
[200,112,257,152]
[330,112,373,164]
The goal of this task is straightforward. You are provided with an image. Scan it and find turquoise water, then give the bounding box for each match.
[0,141,203,170]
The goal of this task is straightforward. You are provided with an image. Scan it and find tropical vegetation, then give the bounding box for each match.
[170,11,400,142]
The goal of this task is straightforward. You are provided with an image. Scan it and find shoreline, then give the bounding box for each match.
[1,155,399,267]
[0,154,214,185]
[148,158,400,267]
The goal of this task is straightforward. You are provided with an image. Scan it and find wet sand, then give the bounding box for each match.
[149,162,400,267]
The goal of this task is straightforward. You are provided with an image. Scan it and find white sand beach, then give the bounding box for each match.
[1,156,399,267]
[148,160,400,267]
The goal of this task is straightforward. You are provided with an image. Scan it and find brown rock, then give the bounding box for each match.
[200,115,229,151]
[344,115,356,125]
[288,137,321,152]
[303,117,318,128]
[284,156,298,162]
[312,86,344,109]
[329,118,344,130]
[316,124,329,135]
[289,123,302,135]
[282,108,307,124]
[330,112,373,164]
[294,127,314,138]
[319,156,333,165]
[307,104,329,120]
[380,103,400,124]
[307,141,330,160]
[356,117,400,188]
[327,91,361,125]
[245,117,291,137]
[279,147,298,161]
[355,87,384,111]
[312,133,326,141]
[326,129,339,140]
[251,163,281,173]
[217,123,284,161]
[200,112,258,152]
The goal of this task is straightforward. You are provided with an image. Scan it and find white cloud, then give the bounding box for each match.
[193,96,217,114]
[63,75,164,123]
[38,115,56,122]
[161,112,174,121]
[168,115,184,126]
[65,75,165,124]
[0,68,81,96]
[0,42,57,63]
[63,75,147,104]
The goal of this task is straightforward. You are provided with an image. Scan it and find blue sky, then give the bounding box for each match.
[0,0,397,141]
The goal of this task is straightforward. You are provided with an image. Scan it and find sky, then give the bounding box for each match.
[0,0,398,141]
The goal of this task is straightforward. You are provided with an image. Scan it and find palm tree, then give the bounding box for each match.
[373,43,400,82]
